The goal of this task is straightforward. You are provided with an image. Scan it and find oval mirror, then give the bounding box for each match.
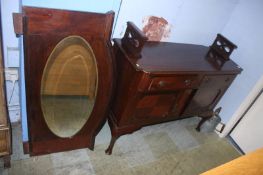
[41,36,98,138]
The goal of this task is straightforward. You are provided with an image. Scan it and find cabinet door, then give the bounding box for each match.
[133,89,193,124]
[134,93,178,119]
[183,75,235,115]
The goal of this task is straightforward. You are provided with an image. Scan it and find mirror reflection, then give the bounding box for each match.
[41,36,98,138]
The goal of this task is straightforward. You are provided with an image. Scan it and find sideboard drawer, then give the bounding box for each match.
[148,75,199,91]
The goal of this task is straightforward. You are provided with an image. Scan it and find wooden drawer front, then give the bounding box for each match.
[0,128,10,155]
[149,75,199,91]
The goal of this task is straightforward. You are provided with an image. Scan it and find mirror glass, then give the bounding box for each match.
[41,36,98,138]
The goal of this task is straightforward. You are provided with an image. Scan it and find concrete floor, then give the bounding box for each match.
[0,117,241,175]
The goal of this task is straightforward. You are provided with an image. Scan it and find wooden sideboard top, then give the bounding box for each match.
[114,39,242,74]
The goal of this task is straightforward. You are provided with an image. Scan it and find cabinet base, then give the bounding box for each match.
[28,135,95,156]
[106,109,217,155]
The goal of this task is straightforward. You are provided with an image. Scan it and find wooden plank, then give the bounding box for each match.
[13,13,23,36]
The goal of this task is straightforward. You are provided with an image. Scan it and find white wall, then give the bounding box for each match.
[113,0,238,45]
[217,0,263,124]
[1,0,20,123]
[1,0,19,66]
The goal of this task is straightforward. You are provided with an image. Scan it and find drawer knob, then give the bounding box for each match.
[158,81,166,87]
[184,79,191,85]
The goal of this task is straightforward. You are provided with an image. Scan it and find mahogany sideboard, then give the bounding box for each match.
[106,22,242,154]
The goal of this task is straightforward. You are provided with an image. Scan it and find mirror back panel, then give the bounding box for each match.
[21,6,114,155]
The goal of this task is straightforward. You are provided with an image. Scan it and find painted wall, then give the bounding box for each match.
[113,0,238,45]
[1,0,19,66]
[1,0,20,123]
[216,0,263,123]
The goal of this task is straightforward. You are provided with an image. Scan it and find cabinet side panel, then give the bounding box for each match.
[111,45,145,125]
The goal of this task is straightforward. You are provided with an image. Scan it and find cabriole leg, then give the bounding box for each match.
[196,117,210,132]
[196,107,222,132]
[105,135,119,155]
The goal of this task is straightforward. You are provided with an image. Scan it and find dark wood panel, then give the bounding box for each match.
[114,39,242,74]
[183,74,236,116]
[135,93,178,118]
[23,6,114,40]
[148,75,199,91]
[12,13,23,36]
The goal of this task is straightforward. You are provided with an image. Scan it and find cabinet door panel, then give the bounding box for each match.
[183,75,235,115]
[133,89,194,124]
[134,94,178,119]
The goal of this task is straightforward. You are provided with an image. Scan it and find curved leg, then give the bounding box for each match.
[196,107,222,132]
[105,135,119,155]
[196,110,214,132]
[196,117,210,132]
